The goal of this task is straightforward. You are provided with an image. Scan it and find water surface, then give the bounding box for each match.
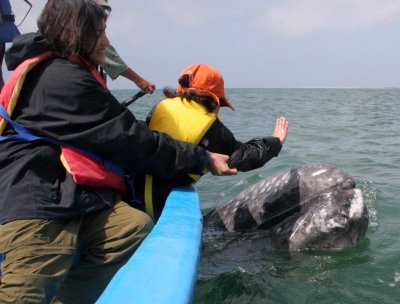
[114,88,400,304]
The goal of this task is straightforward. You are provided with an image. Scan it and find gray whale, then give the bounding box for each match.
[203,163,369,251]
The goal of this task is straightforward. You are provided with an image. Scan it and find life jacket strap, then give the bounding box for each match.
[0,104,122,172]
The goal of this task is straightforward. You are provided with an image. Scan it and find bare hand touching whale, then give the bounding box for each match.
[273,116,289,144]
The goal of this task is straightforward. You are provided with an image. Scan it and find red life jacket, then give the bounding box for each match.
[0,52,127,193]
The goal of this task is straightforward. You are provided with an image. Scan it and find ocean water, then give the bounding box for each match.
[114,88,400,304]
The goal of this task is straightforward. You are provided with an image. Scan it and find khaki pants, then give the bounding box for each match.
[0,200,154,304]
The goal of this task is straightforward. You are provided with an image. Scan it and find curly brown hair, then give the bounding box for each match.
[38,0,110,58]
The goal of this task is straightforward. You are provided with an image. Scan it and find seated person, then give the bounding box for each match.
[133,63,289,221]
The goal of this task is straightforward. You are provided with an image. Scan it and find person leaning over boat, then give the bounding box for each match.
[0,0,20,90]
[133,64,289,221]
[94,0,156,94]
[0,1,237,303]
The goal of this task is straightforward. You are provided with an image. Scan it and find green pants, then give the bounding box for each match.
[0,200,154,304]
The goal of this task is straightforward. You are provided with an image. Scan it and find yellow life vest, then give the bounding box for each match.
[144,97,217,219]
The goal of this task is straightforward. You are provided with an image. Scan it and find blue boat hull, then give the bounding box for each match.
[96,186,202,303]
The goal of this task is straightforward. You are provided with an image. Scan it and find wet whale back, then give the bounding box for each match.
[203,163,369,251]
[205,163,356,231]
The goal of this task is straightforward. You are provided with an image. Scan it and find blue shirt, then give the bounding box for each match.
[0,0,20,43]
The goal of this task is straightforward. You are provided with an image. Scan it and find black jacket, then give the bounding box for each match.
[0,33,208,224]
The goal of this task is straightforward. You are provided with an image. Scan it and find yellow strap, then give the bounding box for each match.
[144,174,155,221]
[188,167,209,181]
[59,153,72,174]
[187,173,201,182]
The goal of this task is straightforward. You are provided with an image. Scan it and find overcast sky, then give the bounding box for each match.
[7,0,400,90]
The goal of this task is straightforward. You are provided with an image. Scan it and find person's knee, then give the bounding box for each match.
[135,209,155,235]
[124,206,154,239]
[112,201,154,242]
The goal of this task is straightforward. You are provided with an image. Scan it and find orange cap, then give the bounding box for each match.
[177,64,235,111]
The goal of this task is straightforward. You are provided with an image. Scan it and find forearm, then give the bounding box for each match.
[101,45,155,93]
[120,68,148,88]
[126,127,209,179]
[227,137,282,172]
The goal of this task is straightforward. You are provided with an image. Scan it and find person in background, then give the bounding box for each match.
[0,0,20,90]
[134,63,289,221]
[0,1,236,303]
[0,0,155,94]
[94,0,156,93]
[102,44,155,93]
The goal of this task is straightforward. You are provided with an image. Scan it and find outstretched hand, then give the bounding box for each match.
[272,116,289,144]
[207,152,238,176]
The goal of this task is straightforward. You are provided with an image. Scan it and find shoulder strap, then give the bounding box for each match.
[0,51,55,134]
[0,105,123,175]
[0,52,123,175]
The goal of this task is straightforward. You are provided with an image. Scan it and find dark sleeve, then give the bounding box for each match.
[15,59,208,179]
[227,137,282,171]
[201,119,282,172]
